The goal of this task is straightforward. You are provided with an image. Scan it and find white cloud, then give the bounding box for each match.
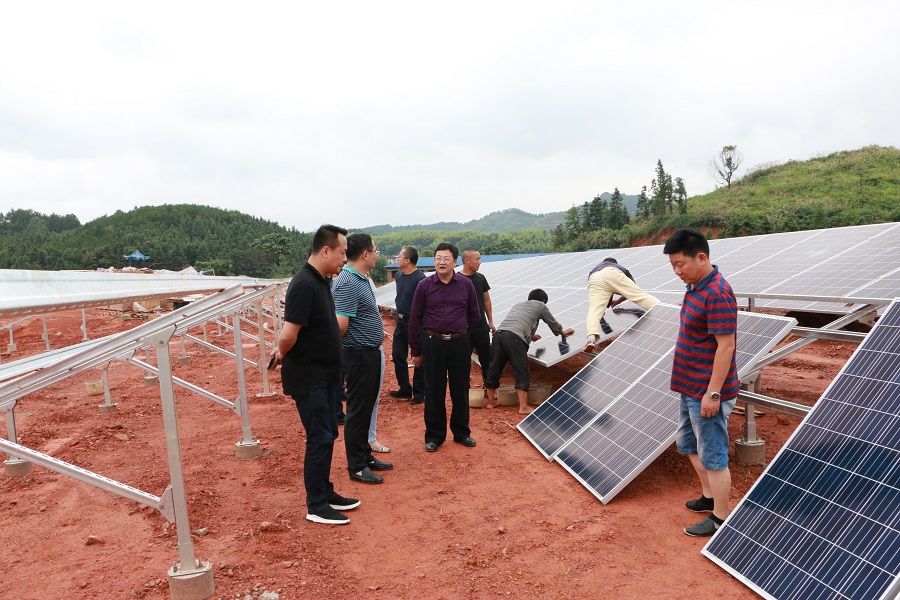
[1,1,897,231]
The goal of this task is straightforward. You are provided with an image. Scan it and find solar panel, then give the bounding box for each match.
[375,222,900,367]
[553,310,796,503]
[517,304,682,458]
[702,299,900,600]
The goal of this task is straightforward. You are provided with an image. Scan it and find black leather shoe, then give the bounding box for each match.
[367,458,394,471]
[389,389,412,399]
[410,396,425,405]
[454,437,476,447]
[349,467,384,484]
[425,441,439,452]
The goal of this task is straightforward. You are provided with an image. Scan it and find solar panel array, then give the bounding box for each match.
[376,222,900,367]
[553,310,796,503]
[517,303,681,458]
[703,299,900,600]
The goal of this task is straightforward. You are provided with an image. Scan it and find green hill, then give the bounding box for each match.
[0,204,311,278]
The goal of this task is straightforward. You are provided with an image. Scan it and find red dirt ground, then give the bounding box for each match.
[0,309,854,599]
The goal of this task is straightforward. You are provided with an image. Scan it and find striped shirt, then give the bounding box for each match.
[332,265,385,348]
[670,266,740,400]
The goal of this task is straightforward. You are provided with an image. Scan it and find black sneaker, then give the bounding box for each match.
[410,396,425,405]
[367,457,394,471]
[389,389,412,399]
[306,505,350,525]
[328,492,360,511]
[684,516,720,537]
[349,467,384,484]
[685,496,714,513]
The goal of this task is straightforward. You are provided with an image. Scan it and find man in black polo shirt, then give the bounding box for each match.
[274,224,359,526]
[389,245,426,403]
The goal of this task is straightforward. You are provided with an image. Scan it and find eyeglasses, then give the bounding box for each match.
[434,256,456,263]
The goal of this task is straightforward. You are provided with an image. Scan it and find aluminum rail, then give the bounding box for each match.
[0,285,244,403]
[0,438,175,522]
[738,390,812,418]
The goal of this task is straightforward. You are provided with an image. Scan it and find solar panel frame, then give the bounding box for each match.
[552,310,797,504]
[702,298,900,600]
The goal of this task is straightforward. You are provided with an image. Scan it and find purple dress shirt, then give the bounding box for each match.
[408,272,480,357]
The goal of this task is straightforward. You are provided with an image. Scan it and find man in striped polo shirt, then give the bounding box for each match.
[663,228,739,537]
[333,233,393,485]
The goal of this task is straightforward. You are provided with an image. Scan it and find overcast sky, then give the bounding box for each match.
[1,1,897,233]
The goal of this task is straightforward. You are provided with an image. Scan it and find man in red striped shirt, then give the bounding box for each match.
[664,228,739,537]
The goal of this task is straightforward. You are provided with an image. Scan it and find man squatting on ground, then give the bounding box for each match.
[584,257,659,352]
[409,243,481,453]
[484,289,574,414]
[274,224,360,526]
[389,245,426,404]
[460,248,495,384]
[663,228,740,537]
[332,233,394,485]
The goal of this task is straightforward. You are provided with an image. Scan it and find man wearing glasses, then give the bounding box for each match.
[408,243,481,452]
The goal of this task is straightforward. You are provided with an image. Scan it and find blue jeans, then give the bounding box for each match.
[292,384,340,511]
[675,393,735,471]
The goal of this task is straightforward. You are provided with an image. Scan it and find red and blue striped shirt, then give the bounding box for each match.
[670,266,740,400]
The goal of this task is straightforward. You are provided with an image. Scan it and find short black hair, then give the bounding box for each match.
[602,257,618,264]
[434,242,459,260]
[346,233,374,261]
[663,228,710,258]
[401,245,419,265]
[311,224,348,254]
[528,288,549,303]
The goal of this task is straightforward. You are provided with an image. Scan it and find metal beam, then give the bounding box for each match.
[738,390,811,418]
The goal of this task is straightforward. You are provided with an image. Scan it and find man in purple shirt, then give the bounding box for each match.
[409,243,481,452]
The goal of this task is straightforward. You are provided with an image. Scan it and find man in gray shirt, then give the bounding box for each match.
[484,289,574,414]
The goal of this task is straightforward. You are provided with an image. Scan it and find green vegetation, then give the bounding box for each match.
[3,146,897,278]
[0,205,311,278]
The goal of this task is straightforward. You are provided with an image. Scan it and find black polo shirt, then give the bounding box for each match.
[281,262,343,395]
[463,271,490,327]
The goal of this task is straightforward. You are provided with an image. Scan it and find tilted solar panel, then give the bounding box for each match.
[703,298,900,600]
[516,304,682,458]
[553,310,796,503]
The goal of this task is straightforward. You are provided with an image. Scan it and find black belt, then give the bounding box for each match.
[424,329,466,340]
[344,345,381,351]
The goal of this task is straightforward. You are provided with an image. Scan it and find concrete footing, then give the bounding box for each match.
[98,403,118,413]
[144,375,159,386]
[4,458,34,477]
[735,438,766,465]
[167,560,214,600]
[235,440,261,459]
[255,392,277,398]
[7,342,16,352]
[177,356,191,366]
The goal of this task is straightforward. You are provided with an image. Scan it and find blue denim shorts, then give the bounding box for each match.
[675,393,735,470]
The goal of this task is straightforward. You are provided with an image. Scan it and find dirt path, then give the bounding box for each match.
[0,310,849,599]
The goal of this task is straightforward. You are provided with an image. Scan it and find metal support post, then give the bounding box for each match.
[255,300,276,398]
[177,335,191,365]
[98,363,117,413]
[230,308,260,459]
[147,326,215,598]
[143,346,159,385]
[7,325,16,352]
[735,376,766,465]
[80,309,90,341]
[3,405,33,476]
[41,315,51,352]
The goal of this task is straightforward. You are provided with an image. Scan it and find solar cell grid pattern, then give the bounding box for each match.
[554,311,797,503]
[703,299,900,600]
[517,303,681,458]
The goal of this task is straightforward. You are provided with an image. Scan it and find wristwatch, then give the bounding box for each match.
[707,391,721,401]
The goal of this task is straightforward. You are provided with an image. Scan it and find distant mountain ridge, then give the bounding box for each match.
[358,193,639,234]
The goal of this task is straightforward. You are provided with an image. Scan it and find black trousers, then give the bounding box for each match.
[392,316,424,397]
[292,383,340,511]
[422,333,471,444]
[468,324,491,381]
[343,346,381,473]
[484,330,531,390]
